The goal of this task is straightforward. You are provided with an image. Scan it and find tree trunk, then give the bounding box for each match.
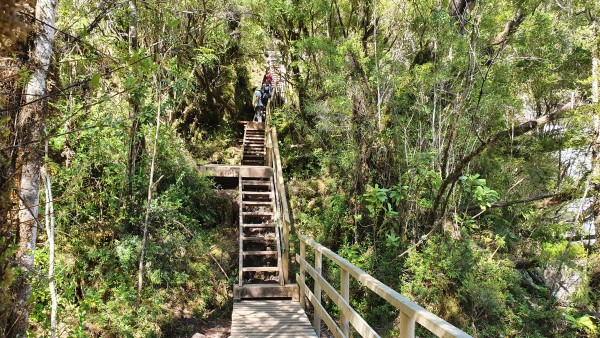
[126,0,145,232]
[138,76,162,298]
[10,0,58,336]
[591,21,600,250]
[41,166,57,338]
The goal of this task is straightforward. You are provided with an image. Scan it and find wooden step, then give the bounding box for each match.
[242,251,277,256]
[242,266,279,272]
[241,191,272,196]
[233,285,300,301]
[242,180,271,186]
[242,236,276,242]
[241,190,271,194]
[242,201,272,205]
[241,196,271,200]
[242,223,275,229]
[243,211,274,216]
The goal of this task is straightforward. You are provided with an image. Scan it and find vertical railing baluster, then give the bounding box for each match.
[399,312,415,338]
[314,250,323,336]
[340,268,350,337]
[238,172,243,287]
[299,239,306,308]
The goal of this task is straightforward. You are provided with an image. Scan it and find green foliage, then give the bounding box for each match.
[30,124,236,336]
[459,174,500,210]
[565,313,597,336]
[401,235,564,337]
[5,0,599,336]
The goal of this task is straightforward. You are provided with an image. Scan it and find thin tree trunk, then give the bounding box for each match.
[128,0,138,54]
[138,76,162,298]
[41,132,57,337]
[591,20,600,250]
[126,0,144,232]
[41,166,57,338]
[10,0,58,336]
[373,0,382,130]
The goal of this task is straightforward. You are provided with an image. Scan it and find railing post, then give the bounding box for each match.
[299,239,306,308]
[340,268,350,337]
[265,128,272,169]
[238,172,243,287]
[282,219,289,283]
[399,312,415,338]
[314,250,323,336]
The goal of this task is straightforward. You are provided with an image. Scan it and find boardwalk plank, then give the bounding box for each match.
[231,300,317,338]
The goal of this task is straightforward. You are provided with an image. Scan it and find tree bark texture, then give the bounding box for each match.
[41,166,57,338]
[591,21,600,250]
[10,0,58,336]
[126,0,145,232]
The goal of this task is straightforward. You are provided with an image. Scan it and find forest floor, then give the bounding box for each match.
[162,310,232,338]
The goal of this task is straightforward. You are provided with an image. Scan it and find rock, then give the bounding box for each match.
[191,334,206,338]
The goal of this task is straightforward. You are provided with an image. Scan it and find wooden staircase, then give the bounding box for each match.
[242,124,266,166]
[234,122,297,300]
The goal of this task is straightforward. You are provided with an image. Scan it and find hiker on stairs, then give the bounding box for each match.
[263,69,273,85]
[261,82,272,112]
[253,86,264,122]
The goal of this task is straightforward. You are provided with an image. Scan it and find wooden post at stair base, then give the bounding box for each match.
[399,312,415,338]
[340,268,350,337]
[299,240,306,308]
[314,250,323,336]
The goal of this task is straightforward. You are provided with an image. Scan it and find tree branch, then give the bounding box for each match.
[465,192,574,212]
[492,10,526,46]
[431,99,585,224]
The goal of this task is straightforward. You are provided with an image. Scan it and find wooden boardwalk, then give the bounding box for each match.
[230,300,317,338]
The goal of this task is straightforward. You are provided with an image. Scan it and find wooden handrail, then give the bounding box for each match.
[298,234,473,338]
[264,87,291,283]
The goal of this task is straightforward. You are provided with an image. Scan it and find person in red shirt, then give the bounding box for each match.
[263,70,273,85]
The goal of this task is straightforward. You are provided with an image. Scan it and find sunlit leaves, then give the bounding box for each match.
[90,73,101,88]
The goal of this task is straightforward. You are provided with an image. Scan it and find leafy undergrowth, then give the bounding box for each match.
[28,125,240,337]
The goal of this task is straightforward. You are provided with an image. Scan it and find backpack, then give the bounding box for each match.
[261,84,271,100]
